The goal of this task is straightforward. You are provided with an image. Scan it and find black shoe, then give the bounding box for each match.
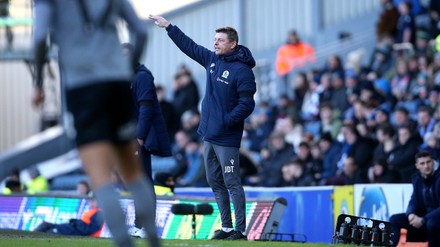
[225,231,247,240]
[211,230,235,240]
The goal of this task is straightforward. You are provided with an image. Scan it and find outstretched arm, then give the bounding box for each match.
[149,15,170,28]
[149,15,211,66]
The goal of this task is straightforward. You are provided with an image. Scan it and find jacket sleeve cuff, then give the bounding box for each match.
[166,24,174,32]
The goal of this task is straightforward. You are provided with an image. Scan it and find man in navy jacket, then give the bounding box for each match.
[122,43,172,237]
[150,15,256,240]
[122,43,172,181]
[390,151,440,246]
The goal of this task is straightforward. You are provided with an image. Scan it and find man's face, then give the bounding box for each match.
[415,156,434,178]
[214,32,236,56]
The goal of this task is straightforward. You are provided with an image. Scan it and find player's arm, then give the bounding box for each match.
[149,15,211,66]
[120,1,147,70]
[32,0,53,107]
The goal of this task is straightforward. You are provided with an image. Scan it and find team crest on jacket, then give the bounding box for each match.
[222,70,229,79]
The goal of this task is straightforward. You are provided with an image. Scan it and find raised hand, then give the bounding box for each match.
[149,15,170,28]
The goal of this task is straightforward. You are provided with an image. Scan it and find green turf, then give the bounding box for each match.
[0,229,360,247]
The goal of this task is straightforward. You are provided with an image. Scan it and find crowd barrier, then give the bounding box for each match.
[0,184,413,243]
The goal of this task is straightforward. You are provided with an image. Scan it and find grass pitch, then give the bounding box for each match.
[0,229,358,247]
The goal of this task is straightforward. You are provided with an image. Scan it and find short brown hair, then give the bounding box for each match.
[216,26,239,43]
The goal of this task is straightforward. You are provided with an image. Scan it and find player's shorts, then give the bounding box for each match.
[65,81,136,147]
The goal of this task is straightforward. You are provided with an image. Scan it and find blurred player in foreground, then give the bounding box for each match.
[32,1,159,246]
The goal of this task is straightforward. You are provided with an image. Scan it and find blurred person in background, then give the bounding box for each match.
[150,15,256,240]
[122,42,172,183]
[376,0,399,40]
[76,180,91,197]
[388,123,423,182]
[172,65,200,122]
[34,197,104,237]
[317,132,343,184]
[275,30,315,89]
[281,157,314,187]
[368,157,401,183]
[156,85,179,143]
[248,131,294,187]
[153,172,175,196]
[0,0,13,50]
[2,168,25,194]
[26,167,49,194]
[32,1,159,246]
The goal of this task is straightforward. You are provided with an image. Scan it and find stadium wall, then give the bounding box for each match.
[0,184,412,243]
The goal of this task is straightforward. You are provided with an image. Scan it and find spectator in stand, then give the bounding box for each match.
[172,65,200,122]
[337,123,376,174]
[427,88,440,115]
[275,30,315,83]
[369,44,394,77]
[295,142,317,178]
[417,105,437,141]
[375,107,392,126]
[180,109,201,142]
[415,29,435,57]
[388,123,423,182]
[300,73,321,123]
[175,138,207,187]
[368,157,401,183]
[76,180,91,197]
[34,197,104,237]
[390,151,440,247]
[318,132,343,184]
[318,72,333,103]
[344,75,362,112]
[26,167,49,194]
[396,0,416,45]
[420,133,440,161]
[374,123,396,161]
[376,0,400,40]
[156,85,179,143]
[171,130,190,180]
[330,72,350,113]
[428,0,440,39]
[318,102,343,140]
[0,0,13,50]
[4,179,22,194]
[281,158,314,187]
[2,168,25,194]
[392,106,416,129]
[153,172,175,196]
[391,59,412,104]
[248,131,294,187]
[273,116,304,151]
[247,101,274,153]
[274,94,301,124]
[321,55,345,81]
[431,53,440,86]
[408,72,429,105]
[326,156,369,185]
[292,72,309,107]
